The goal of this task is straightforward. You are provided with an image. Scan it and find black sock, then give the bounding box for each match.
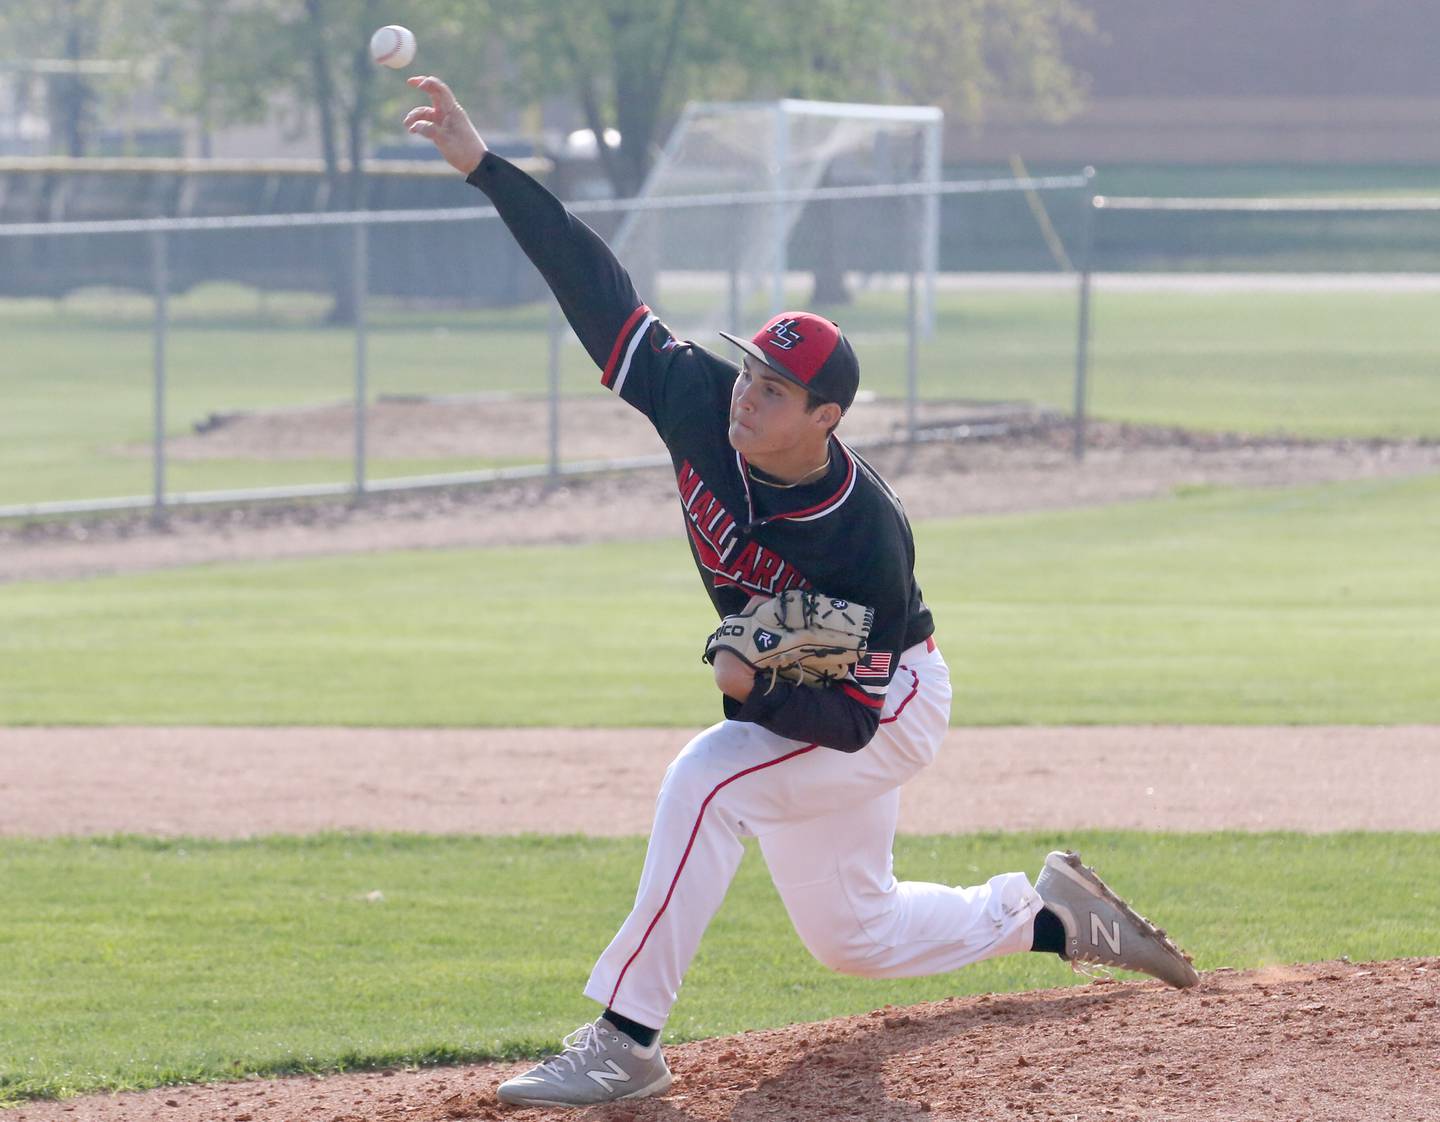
[602,1009,660,1049]
[1030,906,1067,958]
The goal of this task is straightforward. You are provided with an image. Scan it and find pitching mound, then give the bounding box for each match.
[11,958,1436,1122]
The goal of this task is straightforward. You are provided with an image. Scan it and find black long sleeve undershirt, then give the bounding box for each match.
[724,678,881,753]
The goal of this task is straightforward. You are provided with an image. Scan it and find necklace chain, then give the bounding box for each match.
[747,455,830,490]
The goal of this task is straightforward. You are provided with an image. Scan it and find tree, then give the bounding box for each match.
[444,0,1090,305]
[155,0,415,320]
[0,0,145,156]
[891,0,1093,126]
[458,0,1092,201]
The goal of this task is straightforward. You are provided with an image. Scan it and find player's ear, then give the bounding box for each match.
[811,401,842,433]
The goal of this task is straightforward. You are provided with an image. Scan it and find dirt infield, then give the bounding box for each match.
[4,724,1439,838]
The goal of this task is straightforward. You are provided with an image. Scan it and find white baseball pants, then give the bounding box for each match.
[584,639,1045,1030]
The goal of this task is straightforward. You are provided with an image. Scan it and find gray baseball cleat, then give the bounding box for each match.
[496,1017,673,1108]
[1035,850,1199,989]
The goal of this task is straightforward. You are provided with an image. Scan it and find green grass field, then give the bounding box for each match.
[2,831,1436,1104]
[3,474,1436,726]
[4,269,1436,1106]
[3,284,1438,505]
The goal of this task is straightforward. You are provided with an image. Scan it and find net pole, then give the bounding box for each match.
[1072,167,1098,462]
[149,228,168,526]
[921,117,943,337]
[906,197,921,451]
[352,221,369,501]
[770,105,790,317]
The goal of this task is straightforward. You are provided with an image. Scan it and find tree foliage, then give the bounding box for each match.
[892,0,1094,127]
[453,0,1092,196]
[1,0,155,155]
[5,0,1091,190]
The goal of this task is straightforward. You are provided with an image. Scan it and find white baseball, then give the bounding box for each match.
[369,25,416,69]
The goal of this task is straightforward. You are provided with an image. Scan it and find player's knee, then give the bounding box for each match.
[780,877,904,976]
[786,901,892,976]
[796,925,887,976]
[657,747,719,811]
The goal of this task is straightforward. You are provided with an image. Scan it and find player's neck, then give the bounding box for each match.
[746,439,832,487]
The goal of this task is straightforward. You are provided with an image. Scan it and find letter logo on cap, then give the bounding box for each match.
[767,319,804,350]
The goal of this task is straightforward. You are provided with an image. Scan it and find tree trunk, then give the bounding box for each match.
[197,8,215,158]
[303,0,356,325]
[55,4,93,156]
[607,0,687,199]
[808,199,853,306]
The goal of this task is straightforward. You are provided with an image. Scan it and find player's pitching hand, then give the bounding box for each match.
[711,649,756,703]
[710,594,769,702]
[404,76,487,176]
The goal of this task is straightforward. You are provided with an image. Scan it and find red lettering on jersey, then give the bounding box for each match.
[674,461,812,596]
[725,540,759,583]
[749,548,784,589]
[691,492,728,537]
[678,461,739,568]
[678,461,705,508]
[721,540,808,596]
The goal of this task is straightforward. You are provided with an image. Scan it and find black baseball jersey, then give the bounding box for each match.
[468,153,935,752]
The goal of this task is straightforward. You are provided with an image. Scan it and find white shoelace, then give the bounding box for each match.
[539,1022,609,1076]
[1066,954,1117,983]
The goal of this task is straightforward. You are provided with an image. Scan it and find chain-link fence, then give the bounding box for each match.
[11,176,1435,522]
[0,170,1090,520]
[1072,195,1440,451]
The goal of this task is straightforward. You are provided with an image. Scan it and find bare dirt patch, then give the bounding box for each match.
[10,958,1438,1122]
[4,724,1438,839]
[7,413,1439,584]
[146,392,991,464]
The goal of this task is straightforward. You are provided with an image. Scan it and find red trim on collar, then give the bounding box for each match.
[736,442,856,530]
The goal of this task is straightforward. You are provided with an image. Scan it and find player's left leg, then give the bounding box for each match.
[756,638,1045,976]
[758,785,1043,977]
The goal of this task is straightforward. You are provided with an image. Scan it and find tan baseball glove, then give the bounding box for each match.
[703,589,874,690]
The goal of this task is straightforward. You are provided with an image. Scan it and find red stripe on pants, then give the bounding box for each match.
[605,665,924,1009]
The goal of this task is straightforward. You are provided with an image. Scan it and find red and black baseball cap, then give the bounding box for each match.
[719,311,860,412]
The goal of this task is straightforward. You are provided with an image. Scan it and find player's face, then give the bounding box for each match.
[728,359,826,457]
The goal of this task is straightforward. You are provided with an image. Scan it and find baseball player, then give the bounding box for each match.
[405,76,1199,1110]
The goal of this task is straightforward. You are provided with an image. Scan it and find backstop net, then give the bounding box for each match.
[609,99,943,338]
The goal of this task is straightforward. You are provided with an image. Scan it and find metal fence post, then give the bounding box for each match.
[920,121,943,338]
[149,226,169,526]
[1072,167,1098,462]
[352,220,369,501]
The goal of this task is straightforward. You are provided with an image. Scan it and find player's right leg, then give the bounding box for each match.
[495,1016,672,1107]
[500,718,767,1108]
